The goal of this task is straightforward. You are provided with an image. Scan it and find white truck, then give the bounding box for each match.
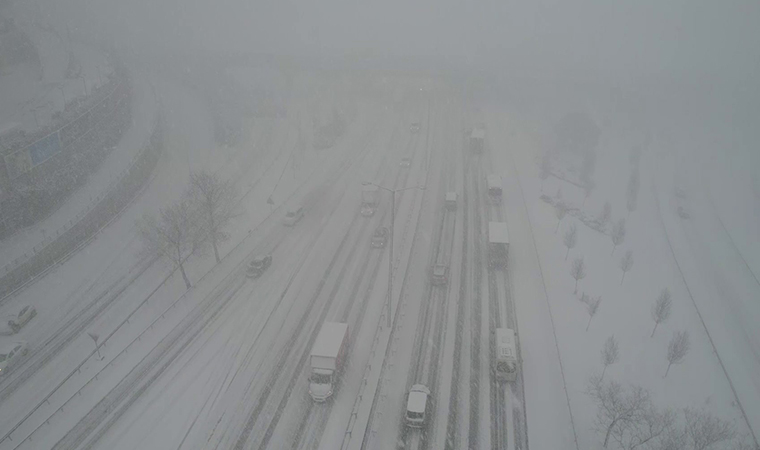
[309,322,349,402]
[494,328,518,382]
[488,221,509,269]
[361,184,380,217]
[445,192,457,210]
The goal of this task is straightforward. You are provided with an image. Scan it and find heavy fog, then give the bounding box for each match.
[1,0,758,449]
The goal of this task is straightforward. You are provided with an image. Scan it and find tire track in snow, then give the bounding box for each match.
[42,109,375,450]
[229,116,392,450]
[263,104,427,450]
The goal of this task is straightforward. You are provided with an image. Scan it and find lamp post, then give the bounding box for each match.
[79,74,87,96]
[57,84,66,108]
[363,182,424,328]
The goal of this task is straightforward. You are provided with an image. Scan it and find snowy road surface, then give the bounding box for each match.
[0,73,755,450]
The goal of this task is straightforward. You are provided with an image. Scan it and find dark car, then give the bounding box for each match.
[410,122,421,133]
[371,227,389,248]
[247,255,272,278]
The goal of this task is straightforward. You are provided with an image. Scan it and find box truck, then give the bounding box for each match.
[309,322,349,401]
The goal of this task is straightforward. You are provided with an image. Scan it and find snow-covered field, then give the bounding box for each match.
[484,99,758,449]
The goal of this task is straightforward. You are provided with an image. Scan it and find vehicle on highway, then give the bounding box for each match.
[488,221,510,269]
[371,227,389,248]
[246,255,272,278]
[282,206,304,226]
[400,157,411,168]
[360,184,379,217]
[6,305,37,334]
[470,128,485,153]
[445,192,457,210]
[410,122,421,133]
[0,341,28,375]
[431,264,449,285]
[494,328,518,382]
[487,174,502,200]
[405,384,431,428]
[309,322,349,402]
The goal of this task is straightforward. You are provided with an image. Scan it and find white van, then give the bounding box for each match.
[494,328,518,382]
[405,384,431,428]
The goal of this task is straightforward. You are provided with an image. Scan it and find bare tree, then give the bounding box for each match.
[563,224,577,260]
[571,256,586,294]
[570,256,586,294]
[599,201,612,229]
[600,335,619,379]
[587,375,651,448]
[555,201,567,233]
[138,200,202,289]
[664,330,690,377]
[539,155,551,191]
[660,427,687,450]
[583,179,596,208]
[683,408,736,450]
[586,295,602,331]
[611,218,627,255]
[620,250,634,284]
[651,289,673,337]
[611,404,675,450]
[188,171,239,264]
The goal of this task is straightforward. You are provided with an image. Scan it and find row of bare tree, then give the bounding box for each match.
[587,375,754,450]
[137,171,239,289]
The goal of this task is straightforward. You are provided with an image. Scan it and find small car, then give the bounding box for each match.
[431,264,449,285]
[399,157,411,168]
[246,255,272,278]
[360,204,376,217]
[282,206,305,226]
[410,122,421,133]
[8,305,36,333]
[405,384,431,428]
[371,227,389,248]
[0,341,28,375]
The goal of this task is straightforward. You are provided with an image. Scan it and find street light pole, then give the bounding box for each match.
[387,190,394,328]
[363,182,424,329]
[58,85,66,108]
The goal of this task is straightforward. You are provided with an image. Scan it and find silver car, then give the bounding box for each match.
[0,341,28,375]
[8,305,36,334]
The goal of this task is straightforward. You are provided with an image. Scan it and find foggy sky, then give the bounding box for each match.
[48,0,760,83]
